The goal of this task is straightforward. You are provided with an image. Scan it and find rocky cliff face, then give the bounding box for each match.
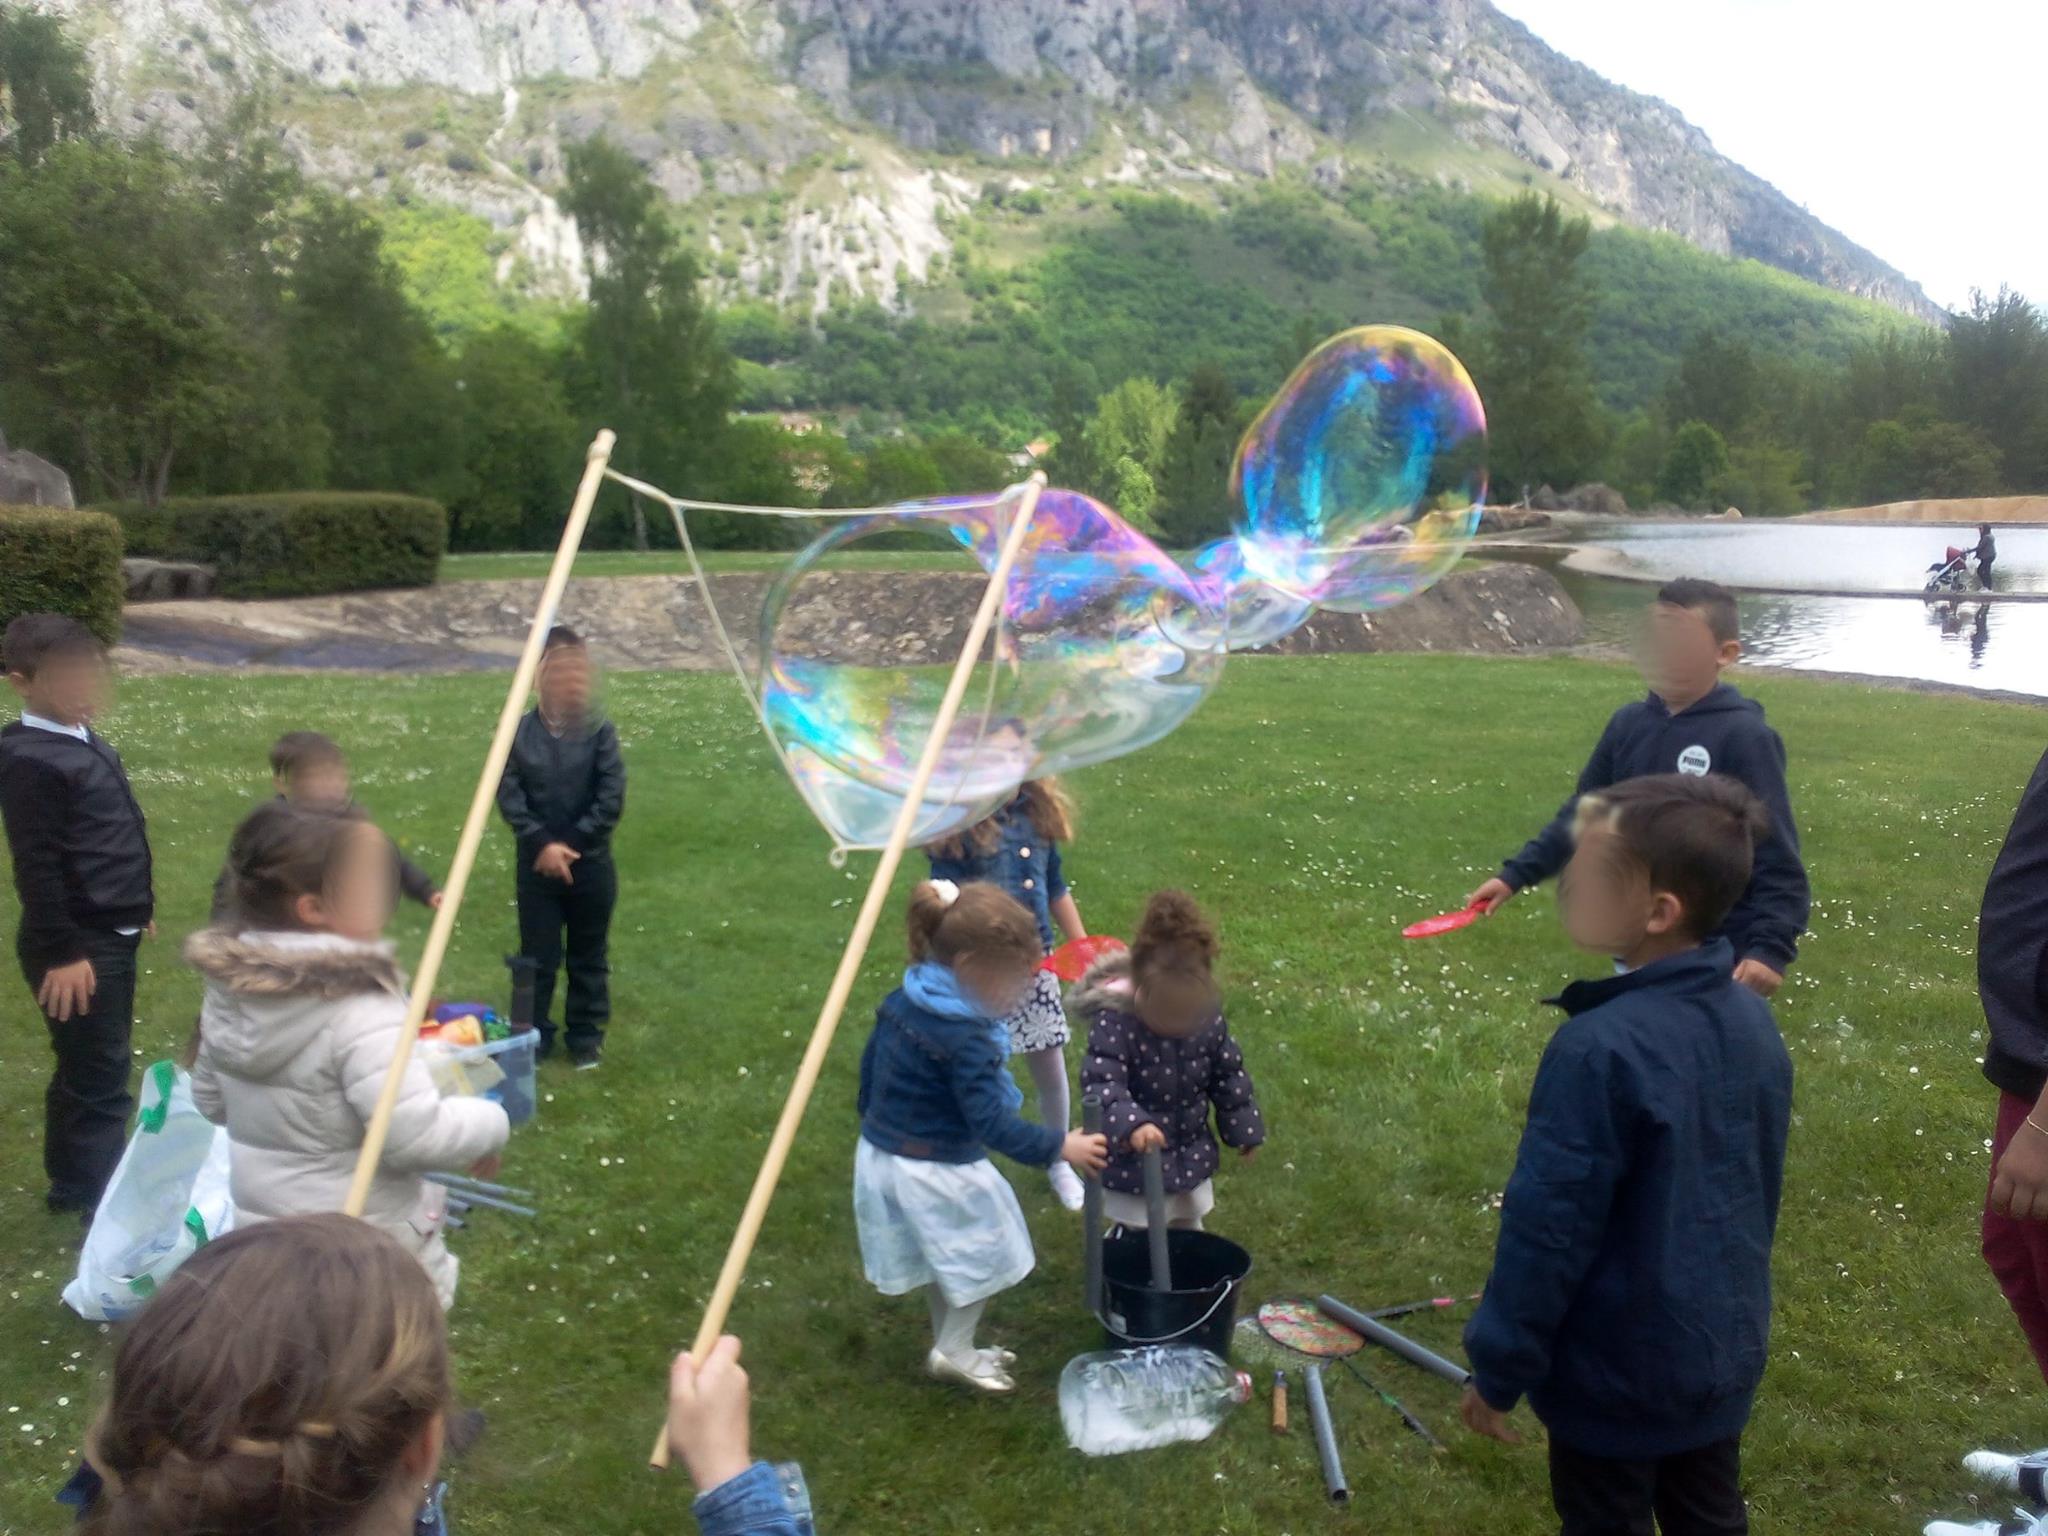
[35,0,1940,320]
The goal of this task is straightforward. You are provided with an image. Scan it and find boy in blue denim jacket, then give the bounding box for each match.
[671,1337,815,1536]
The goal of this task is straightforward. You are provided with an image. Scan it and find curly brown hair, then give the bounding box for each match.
[1130,889,1219,986]
[924,778,1074,861]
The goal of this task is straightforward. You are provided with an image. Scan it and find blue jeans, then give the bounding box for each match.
[692,1462,815,1536]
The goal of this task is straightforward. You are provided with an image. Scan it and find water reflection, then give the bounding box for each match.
[1553,567,2048,699]
[1561,520,2048,595]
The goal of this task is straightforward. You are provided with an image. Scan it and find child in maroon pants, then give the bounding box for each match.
[1979,746,2048,1382]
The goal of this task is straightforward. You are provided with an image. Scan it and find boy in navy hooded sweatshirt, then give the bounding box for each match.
[1461,773,1793,1534]
[1466,578,1809,999]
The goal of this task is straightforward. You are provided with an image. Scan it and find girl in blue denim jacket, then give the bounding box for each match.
[925,780,1091,1212]
[855,880,1108,1392]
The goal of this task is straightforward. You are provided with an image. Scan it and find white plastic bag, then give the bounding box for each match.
[63,1060,235,1321]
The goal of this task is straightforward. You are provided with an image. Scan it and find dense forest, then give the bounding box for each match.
[3,4,2046,551]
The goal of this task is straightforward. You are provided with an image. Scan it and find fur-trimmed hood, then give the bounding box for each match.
[186,929,406,1080]
[1067,949,1135,1023]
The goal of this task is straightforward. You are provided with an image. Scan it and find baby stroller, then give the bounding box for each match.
[1926,546,1976,595]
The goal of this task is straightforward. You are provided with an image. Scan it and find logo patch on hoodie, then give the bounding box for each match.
[1677,744,1712,776]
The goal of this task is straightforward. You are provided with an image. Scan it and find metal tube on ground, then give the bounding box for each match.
[431,1186,537,1219]
[1316,1294,1473,1387]
[1141,1147,1171,1291]
[429,1172,537,1201]
[1082,1095,1104,1316]
[1303,1364,1349,1504]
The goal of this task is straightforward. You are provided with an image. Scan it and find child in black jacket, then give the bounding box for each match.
[496,627,625,1067]
[0,614,154,1217]
[1461,773,1792,1535]
[1463,578,1810,998]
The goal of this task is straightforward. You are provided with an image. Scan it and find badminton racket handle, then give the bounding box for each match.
[1271,1371,1289,1434]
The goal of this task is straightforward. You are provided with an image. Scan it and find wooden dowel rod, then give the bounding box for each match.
[648,474,1044,1469]
[342,429,616,1218]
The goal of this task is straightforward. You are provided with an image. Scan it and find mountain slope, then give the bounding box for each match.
[35,0,1939,326]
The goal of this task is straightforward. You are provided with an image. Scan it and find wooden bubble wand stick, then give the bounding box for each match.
[342,428,617,1219]
[647,471,1045,1470]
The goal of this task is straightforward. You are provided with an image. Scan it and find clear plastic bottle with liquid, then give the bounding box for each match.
[1058,1345,1252,1456]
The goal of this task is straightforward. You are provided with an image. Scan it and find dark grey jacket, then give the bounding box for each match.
[1981,747,2048,1099]
[495,710,625,863]
[0,721,153,967]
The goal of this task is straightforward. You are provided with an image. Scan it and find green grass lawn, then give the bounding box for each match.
[3,655,2045,1533]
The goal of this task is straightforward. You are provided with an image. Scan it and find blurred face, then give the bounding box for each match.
[294,821,396,942]
[538,648,592,723]
[1135,972,1222,1039]
[954,951,1035,1019]
[9,650,110,725]
[1637,603,1738,708]
[284,762,351,809]
[1559,822,1682,960]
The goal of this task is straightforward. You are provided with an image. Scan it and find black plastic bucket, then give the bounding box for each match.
[1098,1227,1251,1359]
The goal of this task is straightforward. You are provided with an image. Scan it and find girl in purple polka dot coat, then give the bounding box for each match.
[1075,890,1264,1231]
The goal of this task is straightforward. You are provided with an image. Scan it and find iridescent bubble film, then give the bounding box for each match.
[1233,325,1487,610]
[760,489,1226,849]
[1189,538,1314,653]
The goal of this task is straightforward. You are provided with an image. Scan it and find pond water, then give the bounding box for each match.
[1513,521,2048,700]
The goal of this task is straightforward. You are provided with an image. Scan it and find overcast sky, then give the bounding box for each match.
[1490,0,2043,314]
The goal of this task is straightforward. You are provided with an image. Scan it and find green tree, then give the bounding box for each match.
[1153,363,1241,547]
[1605,413,1667,510]
[445,327,577,549]
[1083,377,1178,477]
[1476,193,1604,490]
[856,439,945,504]
[1664,332,1762,441]
[0,3,93,165]
[1947,286,2048,490]
[284,194,463,500]
[1712,442,1806,517]
[0,140,312,503]
[1040,362,1105,499]
[1656,421,1730,509]
[923,430,1011,493]
[562,135,734,548]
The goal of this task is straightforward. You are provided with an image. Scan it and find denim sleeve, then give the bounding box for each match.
[1462,1025,1630,1413]
[1046,841,1068,901]
[951,1027,1063,1167]
[1500,714,1620,891]
[691,1461,816,1536]
[925,847,971,885]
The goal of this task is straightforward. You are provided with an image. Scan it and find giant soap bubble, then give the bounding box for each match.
[1233,325,1487,612]
[760,489,1226,850]
[1190,538,1314,653]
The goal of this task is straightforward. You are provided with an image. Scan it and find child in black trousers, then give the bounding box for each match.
[496,627,624,1068]
[0,614,155,1218]
[1461,773,1793,1536]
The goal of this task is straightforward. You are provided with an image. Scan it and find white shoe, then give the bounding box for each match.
[1048,1162,1086,1211]
[974,1346,1017,1373]
[1967,1449,2048,1495]
[1925,1511,2048,1536]
[925,1348,1014,1394]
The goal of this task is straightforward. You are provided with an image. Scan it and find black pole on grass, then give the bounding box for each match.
[1082,1095,1104,1316]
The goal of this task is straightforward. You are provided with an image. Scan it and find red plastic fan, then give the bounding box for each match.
[1401,899,1489,940]
[1039,934,1127,981]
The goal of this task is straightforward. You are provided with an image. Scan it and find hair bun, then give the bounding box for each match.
[1131,889,1218,976]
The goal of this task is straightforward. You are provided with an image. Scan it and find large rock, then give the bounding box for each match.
[0,428,75,508]
[1561,482,1629,516]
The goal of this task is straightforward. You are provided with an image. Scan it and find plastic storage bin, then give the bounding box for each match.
[457,1031,539,1126]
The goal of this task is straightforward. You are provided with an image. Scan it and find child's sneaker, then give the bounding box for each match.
[1048,1162,1086,1212]
[1926,1511,2048,1536]
[1967,1449,2048,1505]
[925,1347,1014,1394]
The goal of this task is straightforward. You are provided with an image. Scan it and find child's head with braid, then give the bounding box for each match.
[81,1213,452,1536]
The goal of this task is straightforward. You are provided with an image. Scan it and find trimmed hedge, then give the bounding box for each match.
[105,493,446,599]
[0,505,124,647]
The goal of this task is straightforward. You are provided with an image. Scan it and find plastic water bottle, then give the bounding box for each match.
[1058,1346,1252,1456]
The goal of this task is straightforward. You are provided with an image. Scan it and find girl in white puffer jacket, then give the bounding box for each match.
[189,799,508,1309]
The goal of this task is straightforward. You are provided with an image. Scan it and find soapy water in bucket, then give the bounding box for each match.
[758,489,1227,849]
